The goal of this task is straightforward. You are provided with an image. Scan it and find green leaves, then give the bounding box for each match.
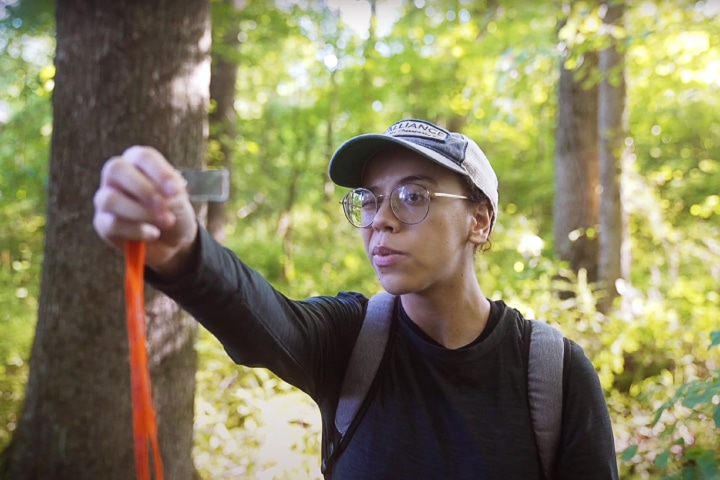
[710,330,720,349]
[654,448,670,469]
[681,380,720,410]
[1,1,719,478]
[622,444,639,462]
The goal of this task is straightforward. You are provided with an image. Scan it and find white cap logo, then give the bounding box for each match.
[385,120,448,142]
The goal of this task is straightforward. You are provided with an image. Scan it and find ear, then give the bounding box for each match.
[468,203,492,246]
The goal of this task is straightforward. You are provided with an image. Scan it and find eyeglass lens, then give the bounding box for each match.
[343,183,431,227]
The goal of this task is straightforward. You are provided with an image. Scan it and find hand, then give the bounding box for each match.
[93,146,199,276]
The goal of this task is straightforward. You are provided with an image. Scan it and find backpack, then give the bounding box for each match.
[322,292,568,479]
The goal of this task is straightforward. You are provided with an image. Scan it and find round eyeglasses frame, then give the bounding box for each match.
[341,183,470,228]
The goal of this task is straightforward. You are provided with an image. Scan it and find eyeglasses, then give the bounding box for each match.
[341,183,470,228]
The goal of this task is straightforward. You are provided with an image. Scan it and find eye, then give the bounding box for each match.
[405,192,423,203]
[359,192,376,209]
[398,186,428,205]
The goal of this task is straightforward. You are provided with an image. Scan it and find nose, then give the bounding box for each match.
[371,196,399,231]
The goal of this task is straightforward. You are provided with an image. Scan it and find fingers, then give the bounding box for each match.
[93,211,162,245]
[94,146,187,246]
[99,156,159,211]
[93,181,176,231]
[122,146,185,198]
[100,147,185,207]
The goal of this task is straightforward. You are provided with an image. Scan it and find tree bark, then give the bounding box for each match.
[323,68,338,205]
[598,0,630,312]
[2,1,210,479]
[207,0,242,243]
[553,19,600,282]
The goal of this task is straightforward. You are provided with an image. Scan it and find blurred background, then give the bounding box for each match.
[1,0,718,478]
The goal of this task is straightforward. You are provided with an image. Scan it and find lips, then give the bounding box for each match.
[372,245,404,267]
[373,246,402,256]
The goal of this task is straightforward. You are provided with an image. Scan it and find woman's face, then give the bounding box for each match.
[359,148,491,296]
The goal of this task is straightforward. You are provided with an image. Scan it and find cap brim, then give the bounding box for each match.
[328,134,466,188]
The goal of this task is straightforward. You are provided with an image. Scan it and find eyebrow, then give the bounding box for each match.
[365,174,439,192]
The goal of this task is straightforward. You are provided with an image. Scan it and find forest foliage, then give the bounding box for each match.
[1,0,719,478]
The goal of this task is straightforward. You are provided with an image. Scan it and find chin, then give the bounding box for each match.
[376,272,416,296]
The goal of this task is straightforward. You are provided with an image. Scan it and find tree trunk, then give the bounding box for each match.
[598,0,630,312]
[553,19,600,282]
[2,1,210,479]
[323,68,338,205]
[207,0,241,243]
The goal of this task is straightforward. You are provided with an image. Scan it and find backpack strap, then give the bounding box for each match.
[526,319,566,480]
[335,292,395,433]
[323,292,395,476]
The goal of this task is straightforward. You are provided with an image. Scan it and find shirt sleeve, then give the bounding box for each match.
[556,340,619,479]
[145,226,366,401]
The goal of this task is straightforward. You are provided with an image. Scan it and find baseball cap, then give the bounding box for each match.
[328,119,499,231]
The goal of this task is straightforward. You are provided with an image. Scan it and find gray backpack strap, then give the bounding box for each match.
[527,320,565,480]
[335,292,395,435]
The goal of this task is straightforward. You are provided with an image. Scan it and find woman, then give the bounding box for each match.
[93,119,618,479]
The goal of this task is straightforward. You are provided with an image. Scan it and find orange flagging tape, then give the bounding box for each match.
[125,240,164,480]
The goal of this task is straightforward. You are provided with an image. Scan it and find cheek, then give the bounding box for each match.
[435,210,471,246]
[361,229,372,253]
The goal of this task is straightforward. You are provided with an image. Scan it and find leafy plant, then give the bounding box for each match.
[620,330,720,479]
